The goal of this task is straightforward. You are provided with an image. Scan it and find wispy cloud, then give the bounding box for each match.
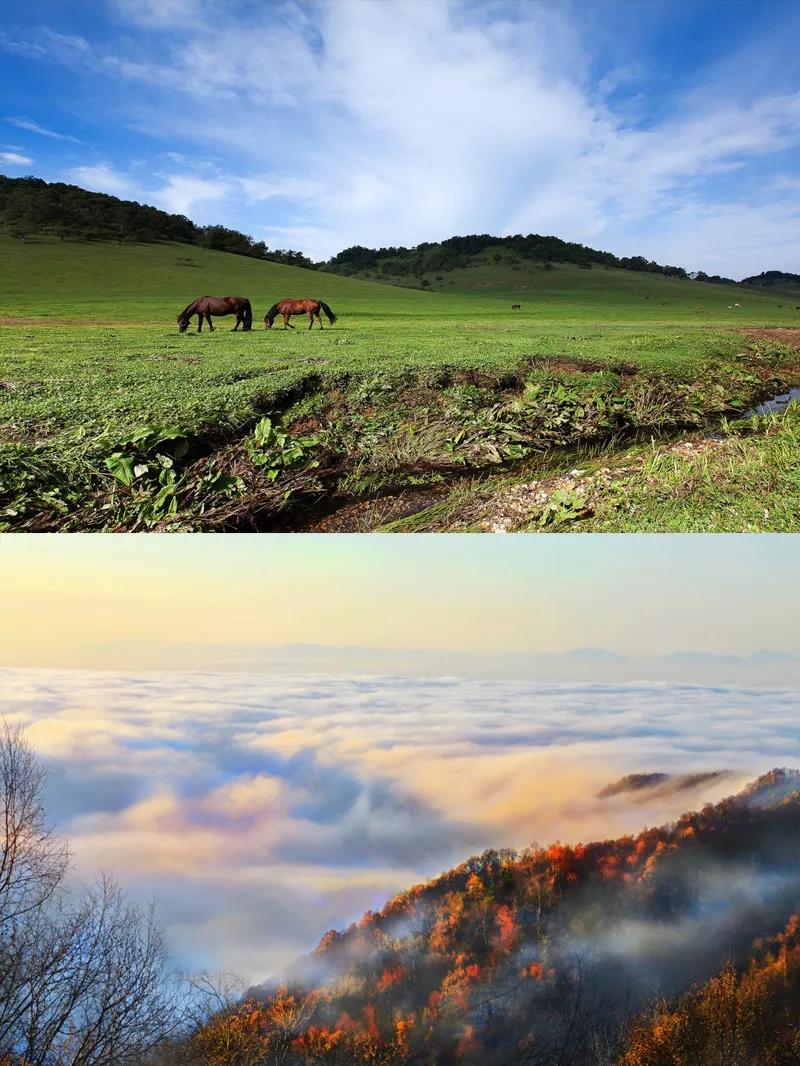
[0,150,32,166]
[67,163,137,196]
[5,116,82,143]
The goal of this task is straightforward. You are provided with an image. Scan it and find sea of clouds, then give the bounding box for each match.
[0,667,798,983]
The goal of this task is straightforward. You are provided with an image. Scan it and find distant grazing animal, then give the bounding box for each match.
[177,295,252,333]
[264,299,337,330]
[511,303,522,310]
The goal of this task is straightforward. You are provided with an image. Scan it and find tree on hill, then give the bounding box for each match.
[0,175,316,268]
[618,916,800,1065]
[322,233,691,281]
[741,269,800,291]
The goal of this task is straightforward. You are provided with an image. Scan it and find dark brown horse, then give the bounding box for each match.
[177,295,252,333]
[264,299,337,330]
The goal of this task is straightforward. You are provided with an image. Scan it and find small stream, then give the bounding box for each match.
[283,386,800,532]
[745,387,800,418]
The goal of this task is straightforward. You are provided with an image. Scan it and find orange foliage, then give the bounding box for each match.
[394,1014,415,1050]
[294,1025,344,1055]
[466,872,483,895]
[440,955,483,1011]
[377,963,406,993]
[619,915,800,1066]
[427,990,442,1016]
[363,1003,379,1041]
[494,904,517,953]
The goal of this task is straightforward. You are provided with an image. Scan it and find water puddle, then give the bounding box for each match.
[745,388,800,417]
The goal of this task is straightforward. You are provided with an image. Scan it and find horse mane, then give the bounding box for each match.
[178,297,199,320]
[265,302,280,320]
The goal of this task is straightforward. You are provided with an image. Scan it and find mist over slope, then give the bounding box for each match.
[240,769,800,1065]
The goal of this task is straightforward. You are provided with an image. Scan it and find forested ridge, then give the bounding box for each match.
[162,768,800,1065]
[0,176,315,268]
[0,174,777,287]
[321,231,695,282]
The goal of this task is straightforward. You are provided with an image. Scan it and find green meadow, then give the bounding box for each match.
[1,234,799,531]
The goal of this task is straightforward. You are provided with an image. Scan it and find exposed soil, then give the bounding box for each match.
[476,436,729,533]
[299,486,448,532]
[736,327,800,346]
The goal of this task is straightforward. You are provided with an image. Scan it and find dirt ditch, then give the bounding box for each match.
[8,334,800,532]
[261,377,800,534]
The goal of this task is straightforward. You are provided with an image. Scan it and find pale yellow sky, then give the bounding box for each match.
[1,534,797,669]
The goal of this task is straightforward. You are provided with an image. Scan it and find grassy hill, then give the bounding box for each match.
[4,232,797,322]
[1,235,799,532]
[0,234,463,321]
[325,238,799,310]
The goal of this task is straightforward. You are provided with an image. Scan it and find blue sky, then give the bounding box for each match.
[2,0,800,275]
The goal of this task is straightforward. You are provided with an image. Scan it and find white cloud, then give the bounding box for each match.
[5,116,81,142]
[150,174,232,216]
[67,162,137,196]
[0,150,33,166]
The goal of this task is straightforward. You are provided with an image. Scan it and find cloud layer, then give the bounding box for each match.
[1,667,798,982]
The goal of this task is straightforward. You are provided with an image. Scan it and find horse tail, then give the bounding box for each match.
[243,299,252,331]
[318,300,337,325]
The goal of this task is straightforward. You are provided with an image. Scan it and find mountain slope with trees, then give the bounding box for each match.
[320,231,693,288]
[0,175,315,268]
[178,768,800,1066]
[4,174,796,298]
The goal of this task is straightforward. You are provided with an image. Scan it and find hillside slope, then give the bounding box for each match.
[207,769,800,1066]
[0,234,478,322]
[2,233,797,325]
[321,240,800,317]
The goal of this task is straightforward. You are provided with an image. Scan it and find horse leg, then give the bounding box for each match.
[197,312,203,333]
[232,314,240,331]
[308,310,314,331]
[207,313,215,332]
[317,311,323,330]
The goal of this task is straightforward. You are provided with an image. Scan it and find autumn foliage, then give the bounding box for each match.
[618,916,800,1065]
[177,769,800,1065]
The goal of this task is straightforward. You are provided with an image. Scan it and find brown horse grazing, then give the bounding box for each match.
[264,299,337,330]
[177,295,252,333]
